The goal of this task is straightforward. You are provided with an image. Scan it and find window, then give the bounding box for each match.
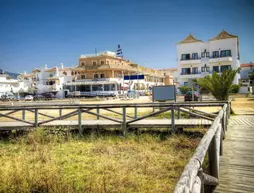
[212,51,219,58]
[181,54,190,60]
[94,74,99,79]
[63,72,67,75]
[201,52,205,58]
[107,61,109,64]
[213,66,219,73]
[221,65,231,72]
[81,62,85,66]
[182,68,191,74]
[100,74,105,78]
[206,52,210,58]
[92,85,103,91]
[192,53,198,59]
[184,82,188,86]
[220,50,231,57]
[92,61,97,65]
[201,65,210,72]
[49,74,53,77]
[104,85,110,91]
[81,75,86,79]
[192,67,198,74]
[80,85,90,92]
[101,61,105,65]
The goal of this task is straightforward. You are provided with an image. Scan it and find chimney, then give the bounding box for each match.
[60,63,64,70]
[45,64,48,69]
[56,66,59,77]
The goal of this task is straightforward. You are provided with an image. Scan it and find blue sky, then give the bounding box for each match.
[0,0,254,73]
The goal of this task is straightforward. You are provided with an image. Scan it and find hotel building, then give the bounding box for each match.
[64,51,169,97]
[177,30,240,86]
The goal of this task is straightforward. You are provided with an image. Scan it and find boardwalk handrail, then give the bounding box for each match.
[173,103,229,193]
[0,101,228,110]
[0,102,231,135]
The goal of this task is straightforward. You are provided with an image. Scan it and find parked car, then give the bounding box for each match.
[184,91,199,101]
[1,93,19,101]
[25,95,34,101]
[34,94,45,101]
[42,93,55,100]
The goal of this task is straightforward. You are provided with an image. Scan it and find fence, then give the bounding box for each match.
[173,103,229,193]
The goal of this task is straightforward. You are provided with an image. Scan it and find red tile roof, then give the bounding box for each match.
[241,63,254,67]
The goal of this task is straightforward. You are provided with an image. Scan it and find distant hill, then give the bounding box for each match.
[0,69,20,79]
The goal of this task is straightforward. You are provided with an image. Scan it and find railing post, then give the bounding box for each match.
[208,133,219,180]
[198,168,205,193]
[78,107,83,134]
[97,105,100,120]
[22,109,25,120]
[59,108,62,120]
[171,107,176,133]
[134,106,138,119]
[34,108,38,128]
[122,107,127,135]
[177,107,181,119]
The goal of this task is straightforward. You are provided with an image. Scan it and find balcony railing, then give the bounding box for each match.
[209,54,232,59]
[181,72,201,75]
[180,57,201,61]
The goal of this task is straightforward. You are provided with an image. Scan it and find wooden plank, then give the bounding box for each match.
[78,107,82,134]
[126,107,171,124]
[215,115,254,193]
[103,108,134,119]
[26,109,56,119]
[38,110,78,125]
[171,108,175,133]
[0,112,33,125]
[0,119,213,130]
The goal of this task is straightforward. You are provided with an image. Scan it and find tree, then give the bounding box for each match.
[195,68,240,100]
[230,84,240,94]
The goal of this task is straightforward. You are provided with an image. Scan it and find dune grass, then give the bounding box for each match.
[0,129,203,193]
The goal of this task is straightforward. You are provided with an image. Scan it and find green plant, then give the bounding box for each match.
[179,86,190,94]
[195,68,240,100]
[229,84,240,94]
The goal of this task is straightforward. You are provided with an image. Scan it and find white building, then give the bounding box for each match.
[18,63,75,98]
[238,63,254,93]
[177,30,240,86]
[0,74,28,97]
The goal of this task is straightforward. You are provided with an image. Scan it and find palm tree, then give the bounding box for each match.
[195,68,240,101]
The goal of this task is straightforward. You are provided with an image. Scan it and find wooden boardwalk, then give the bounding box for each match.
[0,119,212,130]
[215,115,254,193]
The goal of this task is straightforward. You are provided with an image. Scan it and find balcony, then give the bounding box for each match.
[180,72,202,79]
[180,58,201,65]
[209,56,232,63]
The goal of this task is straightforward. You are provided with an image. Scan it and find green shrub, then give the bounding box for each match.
[230,84,240,94]
[179,86,190,94]
[179,86,197,94]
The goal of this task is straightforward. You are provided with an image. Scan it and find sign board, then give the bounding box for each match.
[152,85,176,102]
[124,74,144,80]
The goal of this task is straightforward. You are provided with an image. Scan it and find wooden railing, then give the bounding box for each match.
[0,101,232,192]
[0,101,230,134]
[173,103,229,193]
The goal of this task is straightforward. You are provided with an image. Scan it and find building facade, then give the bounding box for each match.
[64,51,166,97]
[18,63,75,98]
[0,73,27,97]
[239,63,254,87]
[177,30,240,86]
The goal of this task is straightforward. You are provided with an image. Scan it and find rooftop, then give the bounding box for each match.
[241,63,254,67]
